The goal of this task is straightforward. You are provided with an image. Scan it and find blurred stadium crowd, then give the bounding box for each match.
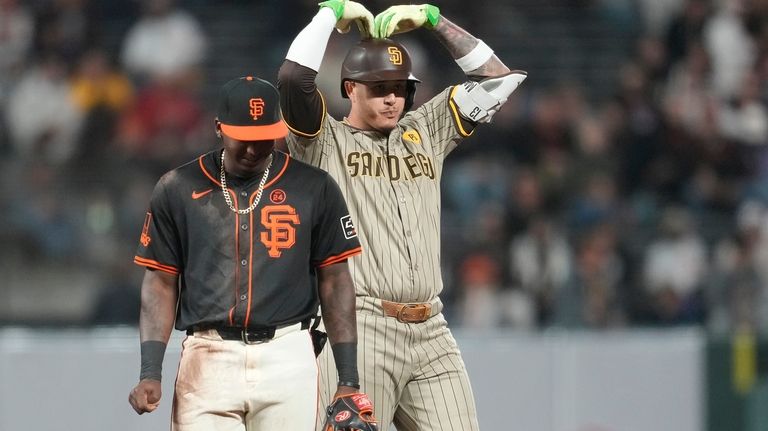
[2,0,768,334]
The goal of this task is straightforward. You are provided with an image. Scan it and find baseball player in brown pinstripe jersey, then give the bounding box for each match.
[278,1,526,429]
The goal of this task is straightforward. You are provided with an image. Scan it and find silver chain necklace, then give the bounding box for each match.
[220,150,273,215]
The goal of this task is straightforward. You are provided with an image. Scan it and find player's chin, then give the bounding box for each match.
[376,115,399,131]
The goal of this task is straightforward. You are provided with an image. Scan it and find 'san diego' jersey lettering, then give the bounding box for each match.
[346,151,435,180]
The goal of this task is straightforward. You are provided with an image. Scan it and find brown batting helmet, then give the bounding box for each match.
[340,38,420,110]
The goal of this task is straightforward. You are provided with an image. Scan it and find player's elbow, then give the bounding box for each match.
[278,60,317,95]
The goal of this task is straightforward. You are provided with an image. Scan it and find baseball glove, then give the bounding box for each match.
[324,393,378,431]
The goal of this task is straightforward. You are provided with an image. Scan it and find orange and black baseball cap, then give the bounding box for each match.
[216,76,288,141]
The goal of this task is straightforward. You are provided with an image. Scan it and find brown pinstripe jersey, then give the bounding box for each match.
[286,87,473,303]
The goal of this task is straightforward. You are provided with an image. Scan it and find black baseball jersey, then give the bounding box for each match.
[134,149,361,330]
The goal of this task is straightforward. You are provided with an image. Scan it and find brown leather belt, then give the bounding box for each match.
[381,300,432,323]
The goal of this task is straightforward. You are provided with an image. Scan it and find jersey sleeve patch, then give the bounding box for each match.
[402,129,422,145]
[340,214,357,239]
[139,211,153,247]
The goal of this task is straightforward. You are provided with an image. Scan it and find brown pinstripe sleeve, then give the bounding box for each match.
[405,86,476,160]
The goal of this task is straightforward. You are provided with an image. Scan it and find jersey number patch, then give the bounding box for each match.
[260,205,300,258]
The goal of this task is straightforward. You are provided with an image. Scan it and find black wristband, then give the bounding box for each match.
[331,342,358,387]
[337,381,361,389]
[140,340,166,381]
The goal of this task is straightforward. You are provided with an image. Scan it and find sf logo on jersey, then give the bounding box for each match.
[260,205,300,258]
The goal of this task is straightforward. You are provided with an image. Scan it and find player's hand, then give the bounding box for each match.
[128,379,162,415]
[333,384,360,399]
[324,392,378,431]
[374,4,440,38]
[319,0,375,39]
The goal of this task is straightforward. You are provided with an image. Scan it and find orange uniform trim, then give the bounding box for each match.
[199,155,221,186]
[133,256,180,275]
[229,190,240,326]
[244,208,255,327]
[200,152,289,190]
[448,85,475,138]
[264,154,290,189]
[317,247,363,268]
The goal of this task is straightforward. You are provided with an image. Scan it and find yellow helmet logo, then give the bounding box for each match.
[388,47,403,65]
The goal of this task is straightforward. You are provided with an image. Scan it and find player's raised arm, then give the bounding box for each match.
[374,4,527,124]
[128,269,178,415]
[373,3,506,79]
[278,0,373,137]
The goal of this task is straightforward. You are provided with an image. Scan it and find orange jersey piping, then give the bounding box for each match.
[228,190,240,326]
[199,155,221,186]
[317,246,363,268]
[134,256,180,275]
[244,207,255,327]
[264,154,290,189]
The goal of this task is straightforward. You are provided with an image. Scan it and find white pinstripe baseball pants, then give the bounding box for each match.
[316,301,480,431]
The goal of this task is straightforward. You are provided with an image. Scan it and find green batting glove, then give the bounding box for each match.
[319,0,375,38]
[374,4,440,38]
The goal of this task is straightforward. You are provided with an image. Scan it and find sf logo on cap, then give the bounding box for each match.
[388,47,402,65]
[249,98,265,120]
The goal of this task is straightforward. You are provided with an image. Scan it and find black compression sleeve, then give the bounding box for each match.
[140,340,166,381]
[277,60,324,135]
[331,342,359,387]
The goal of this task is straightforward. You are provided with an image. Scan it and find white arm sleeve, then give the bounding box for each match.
[285,8,337,72]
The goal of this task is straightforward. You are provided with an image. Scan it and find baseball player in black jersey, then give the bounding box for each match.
[127,76,377,430]
[278,1,526,430]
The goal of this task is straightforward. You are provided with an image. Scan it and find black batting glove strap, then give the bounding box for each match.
[140,340,166,381]
[331,342,359,386]
[338,380,360,389]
